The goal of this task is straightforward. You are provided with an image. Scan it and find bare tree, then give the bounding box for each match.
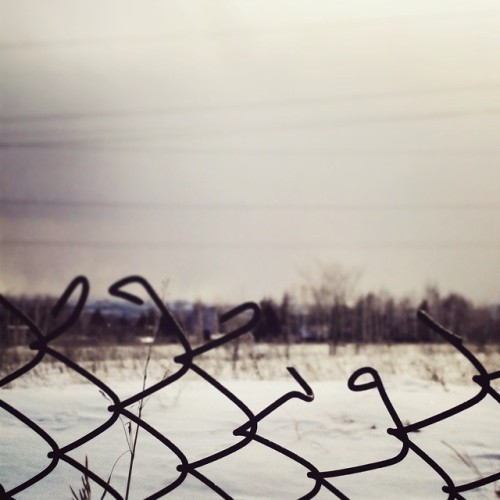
[298,261,361,353]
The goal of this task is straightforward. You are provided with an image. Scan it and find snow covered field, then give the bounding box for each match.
[1,343,499,499]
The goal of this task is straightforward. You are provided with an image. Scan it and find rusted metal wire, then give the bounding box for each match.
[0,276,498,499]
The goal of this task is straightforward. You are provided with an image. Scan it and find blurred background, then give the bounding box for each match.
[1,0,499,305]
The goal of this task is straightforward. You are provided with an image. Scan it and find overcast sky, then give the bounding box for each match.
[1,1,499,304]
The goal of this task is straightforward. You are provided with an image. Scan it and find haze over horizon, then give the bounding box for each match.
[1,1,499,305]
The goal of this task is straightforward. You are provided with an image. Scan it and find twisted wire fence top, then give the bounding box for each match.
[0,276,498,499]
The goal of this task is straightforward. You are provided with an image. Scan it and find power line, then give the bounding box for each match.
[1,142,499,157]
[1,9,499,51]
[1,143,499,156]
[0,239,498,250]
[1,108,498,150]
[1,83,499,123]
[1,200,500,211]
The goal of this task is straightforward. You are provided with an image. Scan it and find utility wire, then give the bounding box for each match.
[0,239,500,251]
[1,9,499,50]
[1,83,499,123]
[1,144,499,156]
[0,239,498,250]
[1,108,498,150]
[1,200,500,211]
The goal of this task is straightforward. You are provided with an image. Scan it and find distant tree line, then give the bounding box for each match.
[253,287,499,346]
[281,263,499,347]
[0,296,220,346]
[0,268,498,347]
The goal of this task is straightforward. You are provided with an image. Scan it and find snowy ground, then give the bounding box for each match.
[1,343,499,499]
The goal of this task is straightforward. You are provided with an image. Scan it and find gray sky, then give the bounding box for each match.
[1,1,500,304]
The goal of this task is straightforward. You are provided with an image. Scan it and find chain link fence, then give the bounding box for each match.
[1,276,499,499]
